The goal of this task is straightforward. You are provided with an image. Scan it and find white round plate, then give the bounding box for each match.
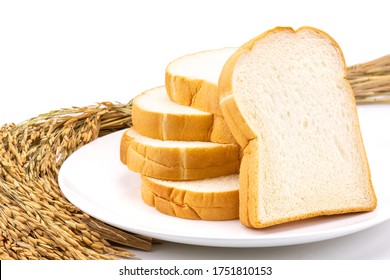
[58,104,390,247]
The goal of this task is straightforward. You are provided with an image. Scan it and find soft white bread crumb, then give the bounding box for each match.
[120,128,240,180]
[219,26,377,228]
[132,86,214,141]
[141,174,239,220]
[135,86,211,114]
[167,48,235,84]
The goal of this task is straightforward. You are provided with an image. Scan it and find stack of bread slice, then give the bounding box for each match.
[121,26,377,227]
[120,48,241,221]
[165,47,238,144]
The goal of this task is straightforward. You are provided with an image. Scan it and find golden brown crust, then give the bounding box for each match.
[119,132,131,164]
[141,176,239,220]
[219,26,377,228]
[132,88,214,141]
[119,128,240,180]
[165,61,237,144]
[209,115,237,144]
[142,176,239,208]
[132,100,164,140]
[165,72,220,114]
[219,95,256,148]
[238,140,258,227]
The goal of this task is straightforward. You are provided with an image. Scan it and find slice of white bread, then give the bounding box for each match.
[132,86,213,141]
[165,47,238,144]
[166,47,237,113]
[219,26,377,228]
[141,174,239,220]
[120,127,240,180]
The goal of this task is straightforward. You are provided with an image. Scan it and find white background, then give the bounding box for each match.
[0,0,389,124]
[0,0,389,261]
[2,260,390,279]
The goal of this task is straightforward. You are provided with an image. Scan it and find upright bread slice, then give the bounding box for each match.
[219,27,377,228]
[165,47,237,144]
[120,128,240,180]
[141,174,239,220]
[132,86,213,141]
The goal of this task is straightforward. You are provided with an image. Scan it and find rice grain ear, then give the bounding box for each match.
[347,55,390,104]
[0,100,148,260]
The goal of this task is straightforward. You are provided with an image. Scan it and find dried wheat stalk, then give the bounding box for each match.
[347,54,390,104]
[0,101,152,260]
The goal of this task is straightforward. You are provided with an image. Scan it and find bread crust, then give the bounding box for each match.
[119,132,131,164]
[165,49,237,144]
[220,95,256,148]
[120,128,240,180]
[141,176,239,220]
[219,26,377,228]
[132,87,214,141]
[166,72,221,114]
